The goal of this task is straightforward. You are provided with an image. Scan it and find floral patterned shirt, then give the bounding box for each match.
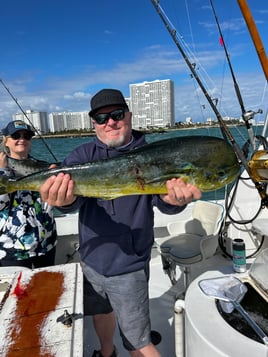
[0,190,57,261]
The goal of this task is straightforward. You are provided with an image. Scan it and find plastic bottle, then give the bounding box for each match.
[232,238,246,273]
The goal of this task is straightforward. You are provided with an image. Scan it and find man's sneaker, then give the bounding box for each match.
[91,347,118,357]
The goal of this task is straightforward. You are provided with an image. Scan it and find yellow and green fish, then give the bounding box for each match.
[0,136,240,200]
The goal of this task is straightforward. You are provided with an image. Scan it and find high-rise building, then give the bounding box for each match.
[49,111,92,132]
[13,110,49,134]
[129,79,174,129]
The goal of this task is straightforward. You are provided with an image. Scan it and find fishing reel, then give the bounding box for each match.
[248,150,268,182]
[248,150,268,208]
[242,109,263,123]
[243,135,268,159]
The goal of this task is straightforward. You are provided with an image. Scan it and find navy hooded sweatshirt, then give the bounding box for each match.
[59,130,185,276]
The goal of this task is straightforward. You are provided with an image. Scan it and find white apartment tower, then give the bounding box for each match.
[13,110,49,135]
[130,79,175,129]
[49,111,92,132]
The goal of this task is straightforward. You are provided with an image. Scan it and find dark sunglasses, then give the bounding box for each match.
[10,132,33,140]
[91,109,126,125]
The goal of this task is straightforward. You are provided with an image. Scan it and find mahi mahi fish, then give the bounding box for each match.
[0,136,240,199]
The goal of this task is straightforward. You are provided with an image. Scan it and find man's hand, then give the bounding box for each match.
[160,178,202,206]
[40,172,77,206]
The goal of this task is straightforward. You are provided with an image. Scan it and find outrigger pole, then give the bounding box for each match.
[210,0,262,151]
[237,0,268,82]
[0,79,58,161]
[150,0,268,206]
[237,0,268,139]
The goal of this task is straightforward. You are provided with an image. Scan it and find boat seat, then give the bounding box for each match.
[251,219,268,237]
[155,200,225,294]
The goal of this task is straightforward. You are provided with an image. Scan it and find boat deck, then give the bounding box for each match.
[55,232,233,357]
[2,197,267,357]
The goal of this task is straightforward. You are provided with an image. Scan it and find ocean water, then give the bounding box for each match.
[31,125,265,201]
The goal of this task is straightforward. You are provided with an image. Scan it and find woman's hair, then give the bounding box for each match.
[0,136,9,153]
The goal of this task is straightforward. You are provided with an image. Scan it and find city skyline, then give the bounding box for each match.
[0,0,267,128]
[13,77,247,135]
[13,79,176,133]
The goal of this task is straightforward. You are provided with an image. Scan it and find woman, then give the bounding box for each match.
[0,120,57,268]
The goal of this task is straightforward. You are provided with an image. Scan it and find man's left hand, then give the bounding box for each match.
[160,178,202,206]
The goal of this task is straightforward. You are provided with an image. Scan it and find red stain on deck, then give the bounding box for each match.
[11,271,25,298]
[6,271,64,357]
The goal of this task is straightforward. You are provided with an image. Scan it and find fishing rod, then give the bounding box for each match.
[0,79,58,161]
[210,0,263,151]
[150,0,268,206]
[150,1,245,157]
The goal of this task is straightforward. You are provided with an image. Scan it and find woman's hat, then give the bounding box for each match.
[2,120,35,136]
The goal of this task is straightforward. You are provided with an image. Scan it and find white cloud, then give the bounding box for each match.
[0,42,267,127]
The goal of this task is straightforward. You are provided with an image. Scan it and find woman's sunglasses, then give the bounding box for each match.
[10,132,34,140]
[91,109,126,125]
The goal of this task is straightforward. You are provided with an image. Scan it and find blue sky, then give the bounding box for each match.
[0,0,267,126]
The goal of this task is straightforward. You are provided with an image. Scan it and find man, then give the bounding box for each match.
[40,89,201,357]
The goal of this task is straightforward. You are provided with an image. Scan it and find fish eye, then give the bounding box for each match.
[217,170,226,178]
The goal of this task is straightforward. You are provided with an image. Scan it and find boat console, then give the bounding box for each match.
[183,249,268,357]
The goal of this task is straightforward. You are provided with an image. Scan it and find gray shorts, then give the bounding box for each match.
[81,262,151,351]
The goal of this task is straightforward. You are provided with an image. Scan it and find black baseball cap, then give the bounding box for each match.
[89,89,129,117]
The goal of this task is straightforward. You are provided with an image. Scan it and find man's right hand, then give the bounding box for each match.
[40,172,77,207]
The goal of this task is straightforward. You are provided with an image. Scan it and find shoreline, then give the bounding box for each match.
[34,123,256,139]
